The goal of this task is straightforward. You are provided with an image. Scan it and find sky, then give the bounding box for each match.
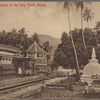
[0,1,100,38]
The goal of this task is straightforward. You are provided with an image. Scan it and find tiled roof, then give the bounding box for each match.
[0,44,21,53]
[26,41,46,53]
[0,54,17,58]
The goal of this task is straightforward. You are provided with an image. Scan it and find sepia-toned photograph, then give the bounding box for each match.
[0,1,100,99]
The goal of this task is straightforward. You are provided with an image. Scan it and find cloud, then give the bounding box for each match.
[2,1,100,38]
[0,5,69,38]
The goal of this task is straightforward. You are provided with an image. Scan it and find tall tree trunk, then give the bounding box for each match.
[88,21,90,34]
[68,8,80,81]
[81,8,87,53]
[88,21,89,29]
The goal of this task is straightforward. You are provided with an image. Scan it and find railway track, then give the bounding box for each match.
[0,77,46,97]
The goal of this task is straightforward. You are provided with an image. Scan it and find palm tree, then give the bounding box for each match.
[62,2,80,81]
[42,41,52,52]
[74,2,91,53]
[31,33,40,43]
[6,32,16,46]
[31,33,41,46]
[11,29,18,47]
[18,27,26,34]
[6,29,18,47]
[18,28,28,50]
[1,30,6,44]
[83,7,95,29]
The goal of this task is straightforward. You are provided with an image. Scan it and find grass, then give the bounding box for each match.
[20,77,85,99]
[22,86,85,99]
[19,76,100,99]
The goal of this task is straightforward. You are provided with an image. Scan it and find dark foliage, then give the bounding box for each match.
[54,27,100,70]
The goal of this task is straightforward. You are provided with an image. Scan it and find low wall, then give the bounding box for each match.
[0,74,46,89]
[81,75,93,84]
[48,71,68,78]
[81,75,100,84]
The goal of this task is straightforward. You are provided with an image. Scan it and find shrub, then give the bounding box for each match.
[84,88,100,98]
[88,87,95,93]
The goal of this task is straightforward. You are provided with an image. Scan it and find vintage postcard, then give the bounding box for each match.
[0,1,100,99]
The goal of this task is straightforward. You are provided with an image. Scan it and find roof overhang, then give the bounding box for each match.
[0,44,21,53]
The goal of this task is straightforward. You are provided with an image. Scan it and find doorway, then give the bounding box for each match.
[32,63,35,74]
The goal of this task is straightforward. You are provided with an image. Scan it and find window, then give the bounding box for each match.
[25,52,27,57]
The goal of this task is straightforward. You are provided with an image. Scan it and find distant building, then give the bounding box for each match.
[24,41,48,73]
[14,41,51,75]
[0,44,21,63]
[0,44,21,79]
[0,42,52,79]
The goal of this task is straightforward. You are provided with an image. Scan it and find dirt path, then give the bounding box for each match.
[45,77,67,84]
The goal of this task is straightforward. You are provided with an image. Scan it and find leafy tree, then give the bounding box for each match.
[54,32,71,67]
[93,22,100,45]
[94,21,100,30]
[54,31,89,73]
[71,28,83,43]
[51,60,59,71]
[61,32,69,43]
[83,28,92,43]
